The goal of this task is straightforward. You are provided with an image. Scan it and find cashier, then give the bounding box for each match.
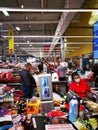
[69,72,96,98]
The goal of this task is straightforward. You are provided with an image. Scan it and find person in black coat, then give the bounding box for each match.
[20,63,36,98]
[38,62,43,73]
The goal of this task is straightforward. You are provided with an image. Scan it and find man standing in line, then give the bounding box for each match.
[20,63,36,98]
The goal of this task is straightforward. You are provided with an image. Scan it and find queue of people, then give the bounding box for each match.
[19,60,98,99]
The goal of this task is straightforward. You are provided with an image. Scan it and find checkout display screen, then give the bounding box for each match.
[41,77,50,99]
[38,74,53,101]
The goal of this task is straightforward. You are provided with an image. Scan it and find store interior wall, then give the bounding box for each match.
[64,1,94,59]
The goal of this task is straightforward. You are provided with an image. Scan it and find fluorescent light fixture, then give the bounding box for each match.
[21,47,74,53]
[3,35,59,38]
[65,42,67,48]
[21,47,33,49]
[21,49,60,52]
[64,38,67,48]
[14,42,61,45]
[65,47,80,49]
[64,38,67,42]
[1,8,98,13]
[64,36,94,38]
[21,5,24,8]
[27,41,30,43]
[3,35,95,38]
[65,52,69,53]
[16,27,21,31]
[65,50,74,51]
[25,16,28,20]
[2,10,9,16]
[64,42,93,44]
[29,25,32,28]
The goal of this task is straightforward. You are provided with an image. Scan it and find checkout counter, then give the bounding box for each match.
[52,81,68,94]
[52,72,68,94]
[66,91,98,129]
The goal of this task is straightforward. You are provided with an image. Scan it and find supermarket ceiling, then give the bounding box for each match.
[0,0,98,58]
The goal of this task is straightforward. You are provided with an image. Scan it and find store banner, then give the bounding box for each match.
[8,30,14,54]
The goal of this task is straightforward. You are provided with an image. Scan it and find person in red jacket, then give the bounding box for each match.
[69,72,96,98]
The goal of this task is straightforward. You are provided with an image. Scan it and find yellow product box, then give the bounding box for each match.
[27,99,40,114]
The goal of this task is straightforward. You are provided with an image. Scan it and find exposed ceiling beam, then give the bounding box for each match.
[7,24,14,30]
[48,0,86,56]
[0,21,58,24]
[41,0,44,9]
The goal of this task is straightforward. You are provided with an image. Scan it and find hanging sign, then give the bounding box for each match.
[8,30,14,54]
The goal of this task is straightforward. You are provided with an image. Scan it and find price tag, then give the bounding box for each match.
[45,124,75,130]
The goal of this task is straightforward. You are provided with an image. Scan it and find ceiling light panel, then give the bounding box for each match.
[16,27,21,31]
[2,10,9,16]
[1,8,98,13]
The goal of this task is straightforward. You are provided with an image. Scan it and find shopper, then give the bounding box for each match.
[38,61,43,73]
[20,63,36,99]
[57,62,67,81]
[69,72,96,98]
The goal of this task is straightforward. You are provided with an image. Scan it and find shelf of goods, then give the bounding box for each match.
[0,84,14,130]
[0,84,14,102]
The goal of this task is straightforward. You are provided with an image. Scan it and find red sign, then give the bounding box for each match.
[44,46,50,52]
